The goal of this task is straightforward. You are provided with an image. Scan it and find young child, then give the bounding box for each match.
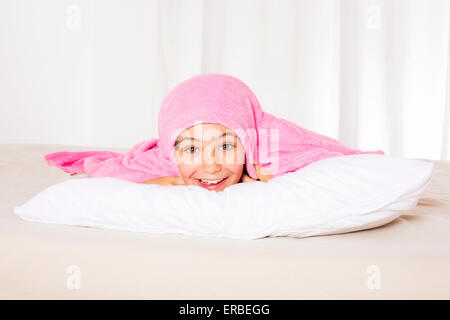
[44,74,385,192]
[140,122,272,191]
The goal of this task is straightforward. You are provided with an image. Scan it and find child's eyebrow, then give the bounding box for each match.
[174,132,237,147]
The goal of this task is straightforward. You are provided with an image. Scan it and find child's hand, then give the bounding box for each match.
[240,163,272,183]
[139,176,185,186]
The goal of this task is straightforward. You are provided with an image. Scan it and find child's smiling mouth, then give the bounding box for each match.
[195,177,229,191]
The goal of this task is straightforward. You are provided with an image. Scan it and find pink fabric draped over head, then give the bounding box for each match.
[44,74,385,182]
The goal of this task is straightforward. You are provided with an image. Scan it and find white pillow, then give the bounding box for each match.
[14,154,433,240]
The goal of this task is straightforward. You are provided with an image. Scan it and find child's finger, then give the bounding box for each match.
[254,163,263,179]
[254,163,272,182]
[254,163,262,179]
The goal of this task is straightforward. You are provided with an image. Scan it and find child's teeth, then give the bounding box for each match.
[201,179,223,185]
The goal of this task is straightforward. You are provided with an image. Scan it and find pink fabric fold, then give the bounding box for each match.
[44,74,385,182]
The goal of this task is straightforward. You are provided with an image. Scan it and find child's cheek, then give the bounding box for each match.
[177,164,199,184]
[223,164,245,182]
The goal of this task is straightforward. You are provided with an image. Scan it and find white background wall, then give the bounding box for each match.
[1,0,449,160]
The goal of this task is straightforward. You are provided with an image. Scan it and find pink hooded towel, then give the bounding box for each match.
[44,74,385,182]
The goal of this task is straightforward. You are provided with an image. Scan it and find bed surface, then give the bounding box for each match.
[1,143,449,299]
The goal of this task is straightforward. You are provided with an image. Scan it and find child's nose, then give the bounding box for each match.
[202,148,221,172]
[202,162,221,174]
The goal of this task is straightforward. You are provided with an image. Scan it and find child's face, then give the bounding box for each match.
[173,123,246,191]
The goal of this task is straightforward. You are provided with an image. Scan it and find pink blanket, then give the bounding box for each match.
[45,74,385,182]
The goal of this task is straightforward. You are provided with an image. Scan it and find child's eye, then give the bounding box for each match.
[184,146,199,154]
[221,143,235,151]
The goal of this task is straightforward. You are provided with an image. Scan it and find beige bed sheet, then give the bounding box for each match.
[1,143,449,299]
